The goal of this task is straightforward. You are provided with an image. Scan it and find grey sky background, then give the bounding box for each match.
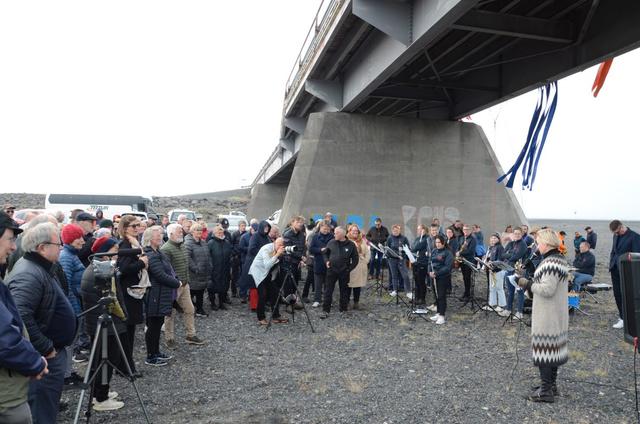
[1,1,638,220]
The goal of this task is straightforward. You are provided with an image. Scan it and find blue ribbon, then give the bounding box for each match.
[497,81,558,190]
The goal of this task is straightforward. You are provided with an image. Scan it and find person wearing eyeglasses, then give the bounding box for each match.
[608,220,640,329]
[0,212,50,423]
[115,215,148,378]
[6,222,77,424]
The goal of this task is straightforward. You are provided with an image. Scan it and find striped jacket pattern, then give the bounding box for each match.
[529,252,569,367]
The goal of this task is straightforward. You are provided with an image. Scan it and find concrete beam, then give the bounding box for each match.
[305,79,343,109]
[352,0,412,46]
[452,10,574,44]
[279,138,295,153]
[283,117,307,135]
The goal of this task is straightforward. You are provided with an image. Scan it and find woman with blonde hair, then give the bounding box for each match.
[517,228,569,403]
[347,224,370,310]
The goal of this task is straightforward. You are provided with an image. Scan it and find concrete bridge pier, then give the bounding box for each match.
[277,112,526,239]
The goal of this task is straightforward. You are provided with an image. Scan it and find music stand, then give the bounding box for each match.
[367,242,386,297]
[458,257,483,313]
[473,257,500,316]
[501,273,530,327]
[382,245,412,310]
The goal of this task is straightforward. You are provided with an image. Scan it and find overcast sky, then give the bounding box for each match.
[1,1,639,220]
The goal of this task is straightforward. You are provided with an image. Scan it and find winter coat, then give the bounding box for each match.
[502,239,527,265]
[238,232,251,265]
[230,229,246,266]
[282,226,307,263]
[249,242,280,287]
[208,237,232,294]
[323,239,359,274]
[144,246,180,318]
[184,234,212,291]
[446,237,459,256]
[7,252,76,356]
[431,248,453,278]
[309,232,334,275]
[77,233,95,268]
[586,231,597,249]
[365,225,389,245]
[116,238,146,325]
[573,236,586,253]
[160,240,190,285]
[386,234,410,260]
[348,239,370,288]
[488,244,505,262]
[241,221,272,289]
[609,227,640,270]
[523,250,569,367]
[573,251,595,276]
[0,279,46,412]
[59,244,85,314]
[458,234,477,261]
[412,235,435,266]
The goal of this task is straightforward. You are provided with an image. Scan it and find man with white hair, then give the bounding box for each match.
[7,222,77,424]
[320,226,359,319]
[161,223,204,348]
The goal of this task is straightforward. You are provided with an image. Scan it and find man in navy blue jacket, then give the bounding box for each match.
[609,220,640,329]
[0,212,48,423]
[572,241,596,292]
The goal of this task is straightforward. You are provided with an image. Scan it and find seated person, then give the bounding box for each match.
[571,241,595,291]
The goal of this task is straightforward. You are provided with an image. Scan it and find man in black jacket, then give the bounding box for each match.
[229,220,247,298]
[609,220,640,329]
[320,227,358,318]
[571,241,595,292]
[457,224,477,301]
[282,216,307,297]
[8,222,77,424]
[366,218,389,280]
[76,212,97,267]
[585,226,597,250]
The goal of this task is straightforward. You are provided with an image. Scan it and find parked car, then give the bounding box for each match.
[217,212,248,233]
[167,209,196,223]
[266,209,281,227]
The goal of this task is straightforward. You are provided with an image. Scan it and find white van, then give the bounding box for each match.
[167,209,196,223]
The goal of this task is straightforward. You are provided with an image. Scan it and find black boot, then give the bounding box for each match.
[527,366,556,403]
[218,294,227,310]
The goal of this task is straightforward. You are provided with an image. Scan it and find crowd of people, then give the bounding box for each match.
[2,201,639,422]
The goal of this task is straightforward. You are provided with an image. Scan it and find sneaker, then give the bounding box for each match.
[436,315,446,325]
[186,335,205,345]
[166,339,177,349]
[515,312,524,319]
[406,293,414,300]
[157,352,173,361]
[92,392,119,404]
[389,291,397,297]
[195,309,209,317]
[426,304,437,312]
[498,309,511,317]
[312,301,320,308]
[319,311,329,319]
[64,372,84,388]
[481,305,493,311]
[430,314,440,322]
[495,306,504,312]
[613,318,624,329]
[144,355,168,367]
[72,352,89,363]
[92,398,124,411]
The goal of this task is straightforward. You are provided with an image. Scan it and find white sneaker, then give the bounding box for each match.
[436,315,446,325]
[613,319,624,329]
[430,314,439,322]
[515,312,524,319]
[312,302,320,308]
[93,398,124,411]
[406,293,413,300]
[92,392,118,404]
[426,304,437,312]
[482,305,493,311]
[495,306,504,312]
[390,291,397,297]
[498,309,511,317]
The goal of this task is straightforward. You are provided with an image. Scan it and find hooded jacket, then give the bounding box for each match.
[59,244,85,314]
[309,231,334,275]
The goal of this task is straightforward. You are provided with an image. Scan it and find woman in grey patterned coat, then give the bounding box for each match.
[184,222,212,317]
[518,228,569,403]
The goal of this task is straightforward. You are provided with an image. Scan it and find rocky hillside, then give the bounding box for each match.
[0,189,250,222]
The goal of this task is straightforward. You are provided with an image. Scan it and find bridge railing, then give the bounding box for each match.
[283,0,345,109]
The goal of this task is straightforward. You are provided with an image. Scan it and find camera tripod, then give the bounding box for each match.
[266,263,315,333]
[73,297,150,424]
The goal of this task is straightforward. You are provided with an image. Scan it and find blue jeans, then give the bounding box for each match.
[572,272,593,292]
[29,348,67,424]
[388,258,411,292]
[505,274,525,313]
[369,249,383,278]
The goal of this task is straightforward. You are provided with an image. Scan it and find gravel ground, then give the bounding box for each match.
[58,220,639,423]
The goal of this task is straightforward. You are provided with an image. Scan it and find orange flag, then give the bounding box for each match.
[592,58,613,97]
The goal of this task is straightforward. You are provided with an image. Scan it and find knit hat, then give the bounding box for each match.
[491,232,501,240]
[99,219,114,229]
[92,236,118,254]
[61,224,84,245]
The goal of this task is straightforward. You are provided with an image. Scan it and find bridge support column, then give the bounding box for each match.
[280,112,526,240]
[247,183,288,222]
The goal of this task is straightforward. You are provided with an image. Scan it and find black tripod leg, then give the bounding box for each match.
[73,322,103,424]
[110,320,152,423]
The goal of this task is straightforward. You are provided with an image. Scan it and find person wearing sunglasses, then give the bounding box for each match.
[115,215,148,377]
